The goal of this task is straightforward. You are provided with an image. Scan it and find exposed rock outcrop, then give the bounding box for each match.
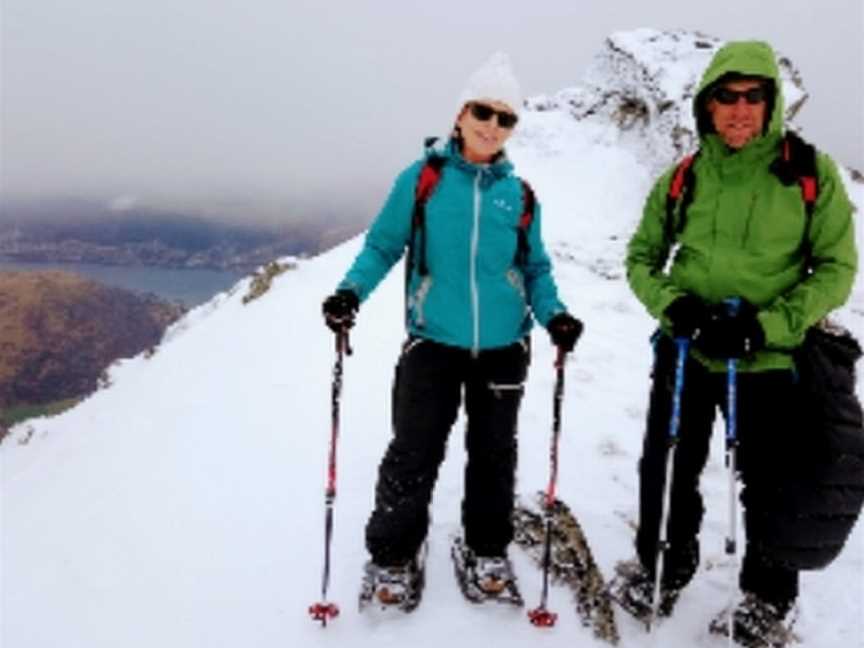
[524,29,807,174]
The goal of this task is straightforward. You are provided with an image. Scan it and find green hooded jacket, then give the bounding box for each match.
[626,41,858,372]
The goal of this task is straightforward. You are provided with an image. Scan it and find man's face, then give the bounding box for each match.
[706,79,769,150]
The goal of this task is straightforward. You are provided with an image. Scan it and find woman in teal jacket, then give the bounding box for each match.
[322,52,582,609]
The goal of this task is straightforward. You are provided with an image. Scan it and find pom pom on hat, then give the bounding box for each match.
[457,51,523,115]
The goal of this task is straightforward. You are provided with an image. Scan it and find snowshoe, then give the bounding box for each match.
[358,544,427,613]
[513,493,619,644]
[708,593,799,647]
[606,558,680,627]
[451,536,524,607]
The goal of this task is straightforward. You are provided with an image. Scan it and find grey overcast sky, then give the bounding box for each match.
[2,0,862,224]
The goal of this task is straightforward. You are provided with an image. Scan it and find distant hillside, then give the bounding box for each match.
[0,199,356,271]
[0,271,185,409]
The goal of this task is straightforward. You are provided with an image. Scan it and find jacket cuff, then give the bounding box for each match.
[756,309,783,347]
[337,280,366,303]
[654,290,685,324]
[537,305,567,329]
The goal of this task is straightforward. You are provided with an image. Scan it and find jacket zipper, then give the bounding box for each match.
[470,171,481,356]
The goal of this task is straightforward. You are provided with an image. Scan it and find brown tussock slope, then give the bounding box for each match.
[0,271,184,407]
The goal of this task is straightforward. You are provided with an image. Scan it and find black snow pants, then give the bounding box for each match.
[636,334,800,609]
[366,337,529,566]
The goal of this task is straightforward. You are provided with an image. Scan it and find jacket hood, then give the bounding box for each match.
[694,41,784,140]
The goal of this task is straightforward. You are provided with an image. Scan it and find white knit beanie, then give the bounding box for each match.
[457,51,523,115]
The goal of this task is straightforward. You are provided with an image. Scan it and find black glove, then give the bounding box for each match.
[322,289,359,333]
[664,294,710,340]
[695,300,765,359]
[547,313,584,353]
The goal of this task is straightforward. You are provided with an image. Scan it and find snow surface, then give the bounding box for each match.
[2,29,863,648]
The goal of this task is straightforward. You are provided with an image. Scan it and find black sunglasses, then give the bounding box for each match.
[468,102,519,129]
[712,86,768,105]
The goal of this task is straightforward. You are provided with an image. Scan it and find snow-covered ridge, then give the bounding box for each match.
[1,29,861,648]
[523,28,807,174]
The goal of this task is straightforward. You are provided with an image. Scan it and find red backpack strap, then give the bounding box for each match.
[775,131,818,217]
[789,134,818,216]
[669,154,696,200]
[415,159,444,215]
[515,179,535,266]
[799,174,818,214]
[408,156,445,278]
[798,176,819,211]
[664,152,699,243]
[779,132,819,269]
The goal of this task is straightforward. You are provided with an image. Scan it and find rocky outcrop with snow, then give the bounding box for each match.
[522,29,808,174]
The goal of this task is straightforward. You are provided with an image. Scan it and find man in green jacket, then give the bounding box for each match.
[614,40,857,645]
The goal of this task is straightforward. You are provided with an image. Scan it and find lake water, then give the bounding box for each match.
[0,259,246,307]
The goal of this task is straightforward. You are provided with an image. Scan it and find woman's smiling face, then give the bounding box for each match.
[456,100,517,164]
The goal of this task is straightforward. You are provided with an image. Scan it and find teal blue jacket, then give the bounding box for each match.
[338,139,567,352]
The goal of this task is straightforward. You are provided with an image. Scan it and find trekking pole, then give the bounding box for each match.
[528,346,567,628]
[723,298,741,647]
[648,337,690,632]
[309,328,352,627]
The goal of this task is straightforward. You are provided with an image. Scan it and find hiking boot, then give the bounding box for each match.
[607,558,680,623]
[709,593,797,647]
[358,552,426,612]
[451,536,524,606]
[473,555,516,595]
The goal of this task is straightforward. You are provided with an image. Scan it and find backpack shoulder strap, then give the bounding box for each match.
[408,155,446,278]
[415,156,445,207]
[772,131,820,265]
[664,151,699,244]
[780,131,819,217]
[409,164,536,276]
[515,179,535,266]
[659,136,819,259]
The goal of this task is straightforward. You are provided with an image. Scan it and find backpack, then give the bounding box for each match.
[405,154,536,282]
[664,131,864,571]
[664,131,817,242]
[754,323,864,571]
